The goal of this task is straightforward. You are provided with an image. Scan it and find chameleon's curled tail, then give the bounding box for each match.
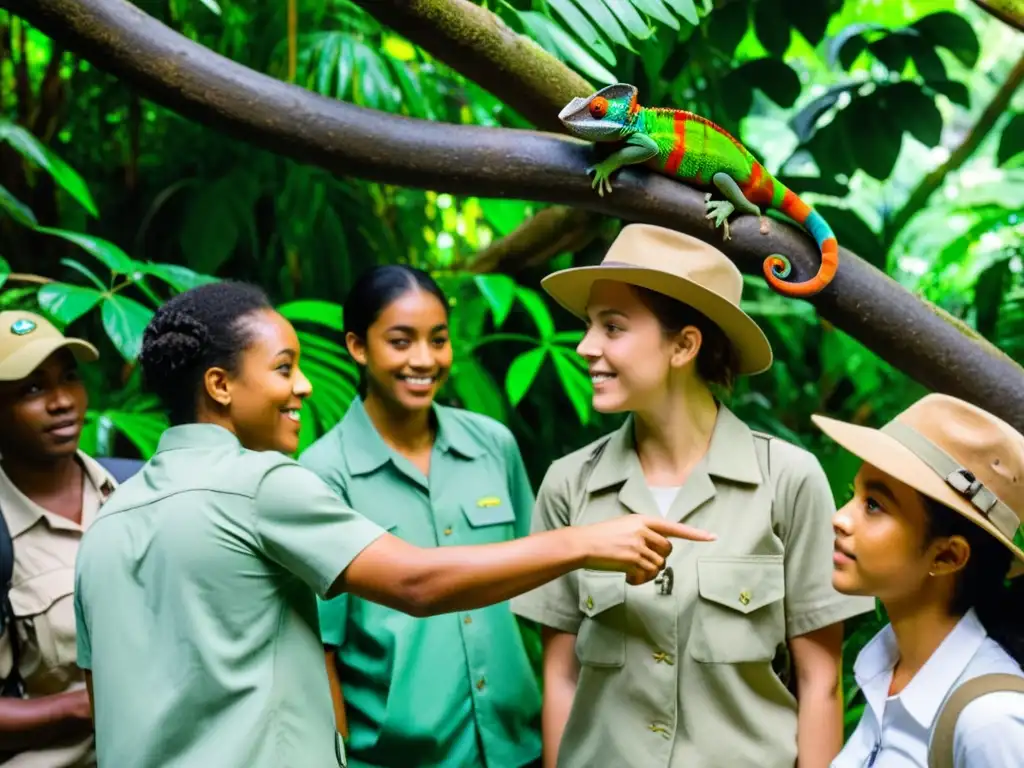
[763,188,839,298]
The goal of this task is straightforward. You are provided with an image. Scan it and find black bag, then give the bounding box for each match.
[0,456,144,698]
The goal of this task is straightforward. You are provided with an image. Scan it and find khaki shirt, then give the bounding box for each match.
[510,406,875,768]
[0,452,115,768]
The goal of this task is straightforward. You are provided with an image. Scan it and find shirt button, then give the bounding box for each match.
[652,651,674,665]
[739,590,751,606]
[647,723,670,738]
[585,596,594,610]
[476,677,486,690]
[443,527,453,536]
[464,615,473,624]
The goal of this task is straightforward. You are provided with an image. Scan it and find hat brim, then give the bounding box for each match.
[0,338,99,382]
[812,414,1024,578]
[541,265,773,375]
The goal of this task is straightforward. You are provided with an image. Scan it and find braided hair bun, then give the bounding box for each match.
[139,281,272,425]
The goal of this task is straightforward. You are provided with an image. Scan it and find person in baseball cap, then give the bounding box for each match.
[0,310,110,767]
[816,393,1024,768]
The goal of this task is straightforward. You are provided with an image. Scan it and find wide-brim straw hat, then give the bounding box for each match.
[813,394,1024,578]
[540,224,773,375]
[0,310,99,382]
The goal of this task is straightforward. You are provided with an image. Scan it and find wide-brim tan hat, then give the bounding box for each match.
[0,310,99,382]
[813,393,1024,578]
[540,224,773,375]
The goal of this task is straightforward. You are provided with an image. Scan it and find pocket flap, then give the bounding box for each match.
[578,571,627,617]
[696,556,784,615]
[9,568,75,618]
[462,499,516,528]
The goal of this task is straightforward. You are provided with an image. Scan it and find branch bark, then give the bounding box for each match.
[354,0,605,274]
[887,52,1024,241]
[9,0,1024,432]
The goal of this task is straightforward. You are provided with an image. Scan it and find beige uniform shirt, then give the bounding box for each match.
[510,406,875,768]
[0,452,114,767]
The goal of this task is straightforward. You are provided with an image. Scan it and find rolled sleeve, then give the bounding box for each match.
[509,461,582,634]
[775,447,875,638]
[253,463,387,599]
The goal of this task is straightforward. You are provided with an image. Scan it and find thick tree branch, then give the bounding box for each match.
[355,0,605,274]
[9,0,1024,433]
[971,0,1024,31]
[888,52,1024,241]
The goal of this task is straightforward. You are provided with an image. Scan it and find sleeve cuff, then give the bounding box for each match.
[786,594,876,638]
[510,596,582,634]
[319,523,388,599]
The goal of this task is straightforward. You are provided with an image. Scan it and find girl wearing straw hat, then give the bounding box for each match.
[511,224,874,768]
[814,394,1024,767]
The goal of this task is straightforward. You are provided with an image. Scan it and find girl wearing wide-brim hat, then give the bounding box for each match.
[511,224,875,768]
[814,394,1024,768]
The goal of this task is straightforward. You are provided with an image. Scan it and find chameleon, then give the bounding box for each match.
[558,83,839,299]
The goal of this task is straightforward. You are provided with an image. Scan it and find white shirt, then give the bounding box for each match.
[832,608,1024,767]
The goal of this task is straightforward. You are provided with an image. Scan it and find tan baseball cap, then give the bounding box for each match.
[540,224,773,375]
[0,311,99,382]
[813,393,1024,578]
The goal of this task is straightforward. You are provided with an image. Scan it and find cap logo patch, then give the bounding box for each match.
[10,319,36,336]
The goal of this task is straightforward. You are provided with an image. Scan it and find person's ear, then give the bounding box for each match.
[670,326,702,369]
[203,367,233,408]
[346,331,368,366]
[930,535,971,578]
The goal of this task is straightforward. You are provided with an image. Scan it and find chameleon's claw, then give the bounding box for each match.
[704,199,735,240]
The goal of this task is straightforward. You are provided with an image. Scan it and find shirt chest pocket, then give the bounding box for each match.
[9,568,77,670]
[689,555,786,664]
[575,571,627,668]
[460,498,515,542]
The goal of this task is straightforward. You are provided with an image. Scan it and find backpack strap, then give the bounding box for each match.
[0,503,24,699]
[928,673,1024,768]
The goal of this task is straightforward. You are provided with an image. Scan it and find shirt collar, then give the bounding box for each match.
[586,403,764,492]
[854,608,989,729]
[340,398,483,477]
[154,422,242,454]
[0,450,116,537]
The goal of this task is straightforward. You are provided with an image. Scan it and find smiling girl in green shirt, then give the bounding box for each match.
[302,266,543,768]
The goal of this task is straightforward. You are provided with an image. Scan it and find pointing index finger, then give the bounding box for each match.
[646,518,717,542]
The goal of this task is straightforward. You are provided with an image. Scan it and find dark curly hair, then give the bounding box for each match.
[139,281,272,425]
[924,497,1024,668]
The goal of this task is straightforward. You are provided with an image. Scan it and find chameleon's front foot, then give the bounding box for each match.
[585,164,615,197]
[704,194,735,240]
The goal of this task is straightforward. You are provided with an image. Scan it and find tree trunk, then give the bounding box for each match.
[9,0,1024,433]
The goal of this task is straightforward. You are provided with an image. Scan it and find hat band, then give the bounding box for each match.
[882,422,1021,541]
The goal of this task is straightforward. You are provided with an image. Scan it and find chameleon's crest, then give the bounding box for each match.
[558,83,639,142]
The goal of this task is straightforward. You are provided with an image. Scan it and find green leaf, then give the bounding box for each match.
[706,1,749,56]
[474,274,517,327]
[911,11,979,69]
[198,0,221,15]
[662,0,700,26]
[0,256,9,291]
[890,82,942,147]
[736,58,801,108]
[279,300,344,331]
[0,184,37,227]
[37,283,104,325]
[505,347,548,406]
[0,121,99,218]
[448,356,507,422]
[927,79,970,108]
[753,0,791,57]
[35,227,136,276]
[546,0,618,65]
[140,262,219,293]
[998,114,1024,168]
[631,0,680,31]
[522,12,618,82]
[783,0,835,45]
[550,347,592,425]
[600,0,654,40]
[479,199,531,236]
[102,294,154,361]
[59,258,107,290]
[515,287,555,339]
[576,0,633,48]
[811,205,884,270]
[102,410,169,458]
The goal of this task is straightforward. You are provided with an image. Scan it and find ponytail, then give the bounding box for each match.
[924,497,1024,667]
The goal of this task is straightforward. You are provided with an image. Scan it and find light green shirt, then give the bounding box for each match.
[510,406,875,768]
[73,423,387,768]
[301,399,542,768]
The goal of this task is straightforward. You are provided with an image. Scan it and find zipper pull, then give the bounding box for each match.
[866,741,881,767]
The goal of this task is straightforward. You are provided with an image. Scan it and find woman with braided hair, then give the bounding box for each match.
[70,280,716,768]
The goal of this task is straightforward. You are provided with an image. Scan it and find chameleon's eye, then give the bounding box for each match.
[589,97,609,119]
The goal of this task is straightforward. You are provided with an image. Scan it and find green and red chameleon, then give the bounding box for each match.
[558,83,839,298]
